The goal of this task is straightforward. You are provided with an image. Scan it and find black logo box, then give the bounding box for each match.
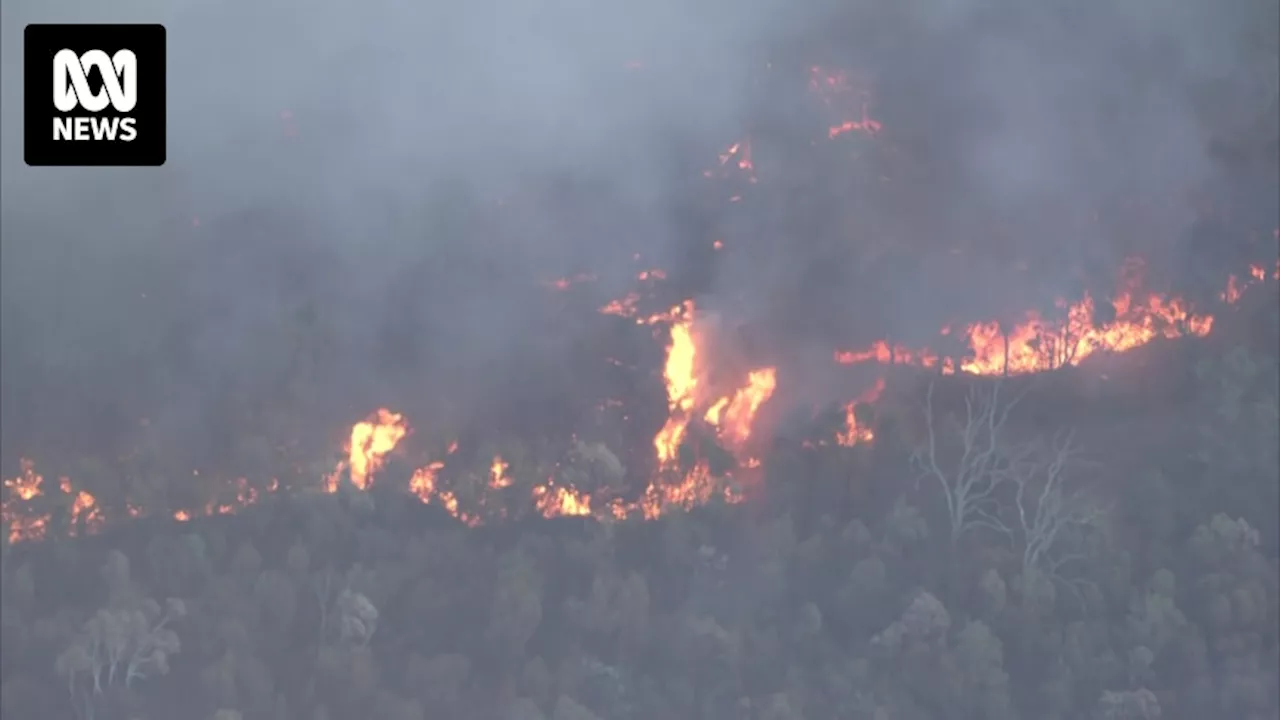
[24,24,166,167]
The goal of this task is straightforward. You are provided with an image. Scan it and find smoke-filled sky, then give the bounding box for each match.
[1,0,1276,466]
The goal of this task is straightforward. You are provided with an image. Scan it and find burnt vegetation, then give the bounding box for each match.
[2,0,1279,718]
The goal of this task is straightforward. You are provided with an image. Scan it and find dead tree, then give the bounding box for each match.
[1008,430,1107,585]
[911,377,1028,544]
[914,377,1107,599]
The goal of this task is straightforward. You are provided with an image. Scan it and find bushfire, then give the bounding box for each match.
[3,66,1275,545]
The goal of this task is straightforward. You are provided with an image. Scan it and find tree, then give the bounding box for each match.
[914,378,1105,589]
[581,570,651,660]
[54,597,185,719]
[1094,688,1161,719]
[1006,430,1106,591]
[912,378,1026,543]
[484,551,544,666]
[551,694,601,720]
[505,698,546,720]
[872,591,951,655]
[949,620,1015,720]
[335,589,378,648]
[1194,345,1280,547]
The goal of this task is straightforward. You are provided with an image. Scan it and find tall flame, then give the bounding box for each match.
[327,408,410,491]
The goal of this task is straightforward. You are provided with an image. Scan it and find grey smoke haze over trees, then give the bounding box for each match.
[0,0,1276,462]
[1,2,1278,720]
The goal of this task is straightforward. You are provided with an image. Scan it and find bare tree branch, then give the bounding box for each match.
[911,377,1027,544]
[1009,429,1108,593]
[913,377,1107,596]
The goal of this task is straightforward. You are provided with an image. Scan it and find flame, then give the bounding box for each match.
[649,300,776,469]
[837,378,885,446]
[409,460,467,522]
[655,301,699,466]
[5,459,41,501]
[546,273,597,290]
[1222,264,1271,303]
[641,301,776,507]
[533,482,593,517]
[597,270,684,324]
[4,249,1269,543]
[489,456,512,489]
[833,272,1246,376]
[409,460,445,501]
[168,477,278,524]
[61,477,104,536]
[704,368,778,450]
[809,66,883,138]
[5,66,1275,546]
[2,459,165,543]
[327,408,410,491]
[2,460,49,543]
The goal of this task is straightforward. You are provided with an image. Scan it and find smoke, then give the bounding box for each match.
[706,0,1276,362]
[1,0,1276,466]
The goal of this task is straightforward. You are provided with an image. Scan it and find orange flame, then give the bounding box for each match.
[3,459,49,543]
[834,276,1235,377]
[533,482,593,517]
[327,408,410,491]
[489,456,512,489]
[837,378,885,446]
[704,368,778,450]
[7,67,1274,545]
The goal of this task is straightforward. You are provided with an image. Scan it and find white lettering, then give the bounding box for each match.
[53,117,137,142]
[117,118,137,142]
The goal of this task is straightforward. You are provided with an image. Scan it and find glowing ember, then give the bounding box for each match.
[5,459,42,501]
[809,66,882,138]
[489,456,513,489]
[2,460,49,543]
[545,273,597,291]
[704,140,757,184]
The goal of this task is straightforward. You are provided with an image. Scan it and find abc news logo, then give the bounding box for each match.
[53,49,139,142]
[24,24,166,167]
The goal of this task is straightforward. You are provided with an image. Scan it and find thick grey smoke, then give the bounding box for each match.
[1,0,1275,468]
[0,0,816,462]
[699,0,1277,404]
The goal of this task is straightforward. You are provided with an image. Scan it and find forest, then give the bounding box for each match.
[2,0,1279,718]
